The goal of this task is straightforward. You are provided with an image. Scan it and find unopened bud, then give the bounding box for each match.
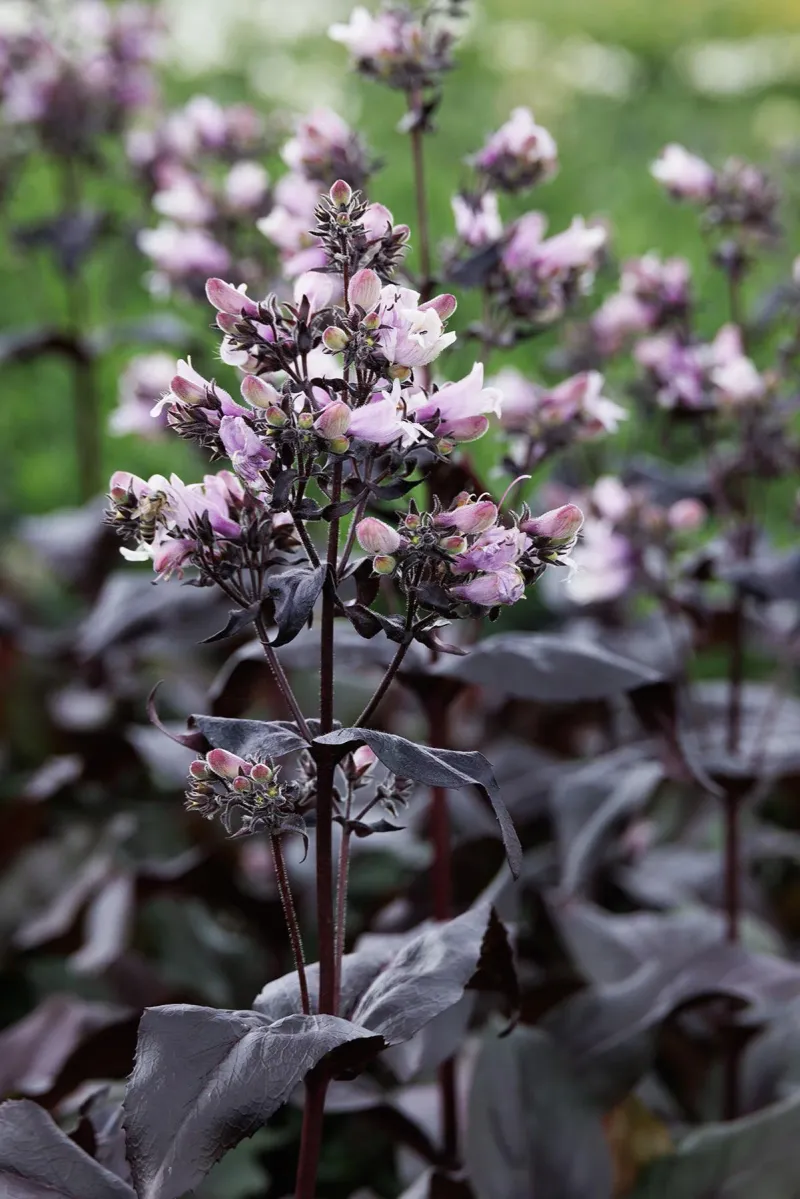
[314,400,351,440]
[404,513,421,531]
[668,497,706,532]
[322,326,350,353]
[250,763,273,783]
[207,747,249,779]
[522,503,584,545]
[265,406,288,427]
[421,293,458,321]
[356,517,401,555]
[362,311,381,332]
[393,224,411,242]
[328,436,350,454]
[352,746,377,777]
[298,412,314,429]
[440,535,468,554]
[436,499,498,535]
[206,277,259,318]
[232,776,252,793]
[349,268,382,313]
[189,760,211,781]
[330,179,352,207]
[373,554,397,575]
[241,374,281,409]
[389,364,412,381]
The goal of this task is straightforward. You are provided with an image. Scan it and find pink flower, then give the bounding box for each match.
[501,211,548,273]
[152,536,196,579]
[452,192,503,247]
[452,526,527,575]
[361,202,396,240]
[591,292,653,354]
[137,223,231,280]
[451,566,526,607]
[566,520,633,605]
[241,375,281,410]
[293,271,334,313]
[412,363,502,435]
[206,278,260,317]
[109,352,174,438]
[346,388,422,446]
[282,107,354,174]
[473,107,558,189]
[668,498,706,531]
[377,285,457,369]
[152,175,214,225]
[531,217,607,278]
[219,416,274,482]
[329,7,405,60]
[314,400,351,441]
[356,517,401,555]
[435,498,498,535]
[711,355,764,405]
[651,144,715,202]
[521,504,584,545]
[592,476,632,522]
[224,161,269,211]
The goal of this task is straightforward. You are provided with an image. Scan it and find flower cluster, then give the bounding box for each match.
[471,107,558,193]
[329,2,465,93]
[0,0,162,159]
[493,368,626,470]
[129,95,268,297]
[636,323,765,411]
[447,108,605,341]
[356,495,584,611]
[186,748,309,839]
[590,253,692,356]
[651,144,780,241]
[106,468,297,587]
[258,114,379,280]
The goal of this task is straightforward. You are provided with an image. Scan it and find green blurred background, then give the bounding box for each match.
[3,0,800,518]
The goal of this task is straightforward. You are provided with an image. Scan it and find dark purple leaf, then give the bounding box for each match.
[400,1169,476,1199]
[0,1099,135,1198]
[454,633,664,703]
[123,1006,383,1199]
[189,714,310,758]
[349,904,516,1044]
[201,602,262,644]
[75,1089,133,1186]
[465,1026,612,1199]
[314,729,522,877]
[254,942,391,1021]
[264,564,327,646]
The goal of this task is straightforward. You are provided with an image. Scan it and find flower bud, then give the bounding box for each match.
[265,406,288,428]
[393,224,411,242]
[440,535,468,554]
[207,748,249,779]
[170,373,208,404]
[451,565,526,607]
[356,517,401,555]
[241,375,281,409]
[349,268,382,313]
[250,762,273,783]
[389,365,412,381]
[373,554,397,575]
[330,179,352,207]
[189,760,211,781]
[404,513,421,532]
[521,503,584,545]
[322,326,350,353]
[298,412,314,429]
[436,500,498,535]
[314,400,351,440]
[232,776,252,793]
[362,311,381,332]
[668,498,706,532]
[327,436,351,454]
[206,278,259,317]
[352,746,377,778]
[420,293,458,321]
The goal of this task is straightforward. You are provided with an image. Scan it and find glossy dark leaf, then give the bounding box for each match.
[454,633,664,703]
[264,564,327,646]
[253,943,392,1021]
[315,729,521,877]
[189,714,310,758]
[123,1006,383,1199]
[75,1089,133,1186]
[0,1099,135,1198]
[201,602,262,644]
[350,903,515,1044]
[629,1090,800,1199]
[466,1026,612,1199]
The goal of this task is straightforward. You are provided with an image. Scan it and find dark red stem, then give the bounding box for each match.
[270,834,310,1016]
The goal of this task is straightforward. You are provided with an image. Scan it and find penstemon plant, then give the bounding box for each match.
[101,158,583,1193]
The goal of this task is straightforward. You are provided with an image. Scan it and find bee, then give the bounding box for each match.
[138,490,169,544]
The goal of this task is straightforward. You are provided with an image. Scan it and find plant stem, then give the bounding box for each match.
[293,464,342,1199]
[270,834,310,1016]
[428,697,459,1164]
[255,614,313,741]
[334,783,354,1009]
